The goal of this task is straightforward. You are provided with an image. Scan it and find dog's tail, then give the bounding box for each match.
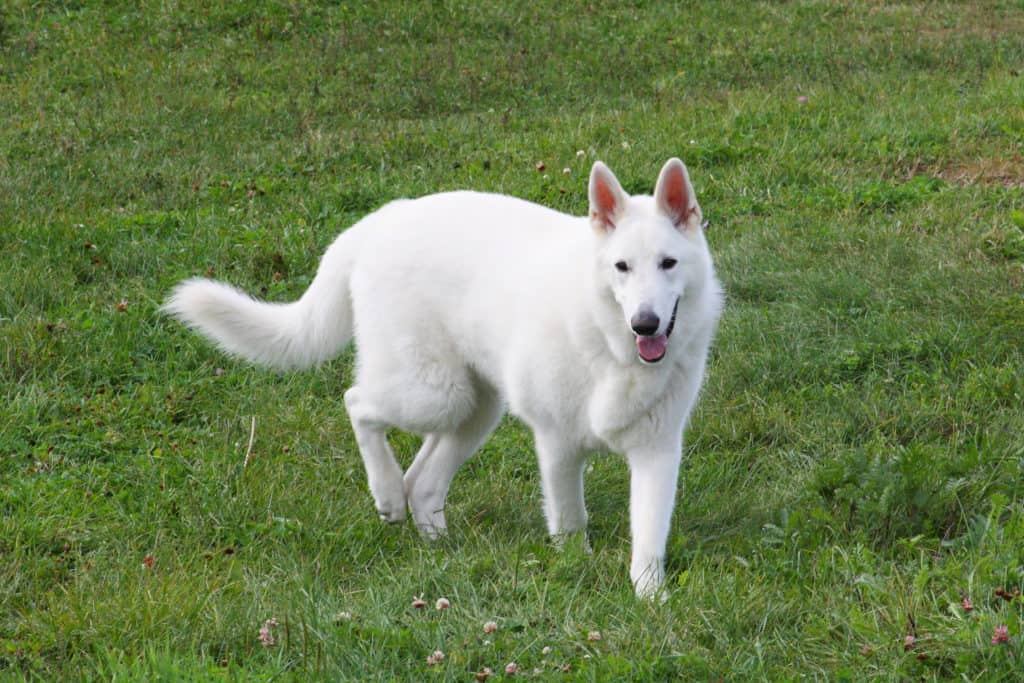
[163,227,363,370]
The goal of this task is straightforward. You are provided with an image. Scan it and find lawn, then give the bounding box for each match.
[2,1,1023,679]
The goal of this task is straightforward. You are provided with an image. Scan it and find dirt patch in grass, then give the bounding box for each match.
[895,157,1024,189]
[934,157,1024,189]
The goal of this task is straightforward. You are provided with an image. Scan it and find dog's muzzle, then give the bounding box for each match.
[634,298,678,364]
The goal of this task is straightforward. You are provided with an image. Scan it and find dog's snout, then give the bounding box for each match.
[630,311,660,336]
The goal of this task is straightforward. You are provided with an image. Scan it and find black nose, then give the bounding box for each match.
[630,311,660,336]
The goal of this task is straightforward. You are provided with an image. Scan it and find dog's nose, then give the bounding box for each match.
[630,311,660,336]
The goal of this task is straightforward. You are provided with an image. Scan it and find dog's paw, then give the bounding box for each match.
[551,530,591,554]
[406,487,446,538]
[374,491,407,524]
[414,520,447,541]
[634,584,669,604]
[632,573,668,603]
[377,508,406,524]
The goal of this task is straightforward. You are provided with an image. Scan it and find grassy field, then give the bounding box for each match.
[2,0,1024,679]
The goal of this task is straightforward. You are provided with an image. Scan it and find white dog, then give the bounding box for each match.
[165,159,723,599]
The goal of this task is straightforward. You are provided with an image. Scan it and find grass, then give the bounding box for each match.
[2,0,1023,679]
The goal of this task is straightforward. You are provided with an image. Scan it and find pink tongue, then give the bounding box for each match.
[636,334,668,361]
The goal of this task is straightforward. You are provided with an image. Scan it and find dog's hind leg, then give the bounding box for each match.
[401,433,440,530]
[344,386,407,523]
[403,385,503,538]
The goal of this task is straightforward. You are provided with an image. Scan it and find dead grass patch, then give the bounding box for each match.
[935,157,1024,189]
[895,156,1024,189]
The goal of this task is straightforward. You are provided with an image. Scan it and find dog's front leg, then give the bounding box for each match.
[534,432,588,543]
[626,449,682,600]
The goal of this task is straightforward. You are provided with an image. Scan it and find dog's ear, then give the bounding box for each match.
[655,158,702,232]
[589,161,628,234]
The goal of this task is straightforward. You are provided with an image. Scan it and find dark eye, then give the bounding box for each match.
[614,261,630,273]
[660,258,678,270]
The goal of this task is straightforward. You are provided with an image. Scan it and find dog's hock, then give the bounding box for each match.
[588,161,628,233]
[654,157,702,232]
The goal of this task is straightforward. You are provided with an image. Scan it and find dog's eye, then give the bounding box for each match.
[614,261,630,273]
[660,258,678,270]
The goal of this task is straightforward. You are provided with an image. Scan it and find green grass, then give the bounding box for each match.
[2,0,1024,679]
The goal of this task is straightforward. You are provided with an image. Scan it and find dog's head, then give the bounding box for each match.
[589,158,712,364]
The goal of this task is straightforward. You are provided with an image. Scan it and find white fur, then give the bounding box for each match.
[164,159,723,599]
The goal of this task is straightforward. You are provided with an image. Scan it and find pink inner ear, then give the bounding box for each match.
[662,167,692,225]
[594,179,618,218]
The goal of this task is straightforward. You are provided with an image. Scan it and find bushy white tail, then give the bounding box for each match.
[163,231,359,370]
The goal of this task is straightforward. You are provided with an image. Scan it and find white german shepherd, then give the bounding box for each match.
[165,159,723,599]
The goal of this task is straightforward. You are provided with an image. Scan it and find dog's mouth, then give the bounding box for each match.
[635,299,678,364]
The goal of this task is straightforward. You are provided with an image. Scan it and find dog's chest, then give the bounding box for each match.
[505,353,677,451]
[585,366,677,445]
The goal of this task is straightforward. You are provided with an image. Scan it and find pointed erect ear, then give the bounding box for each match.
[654,158,702,231]
[588,161,628,233]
